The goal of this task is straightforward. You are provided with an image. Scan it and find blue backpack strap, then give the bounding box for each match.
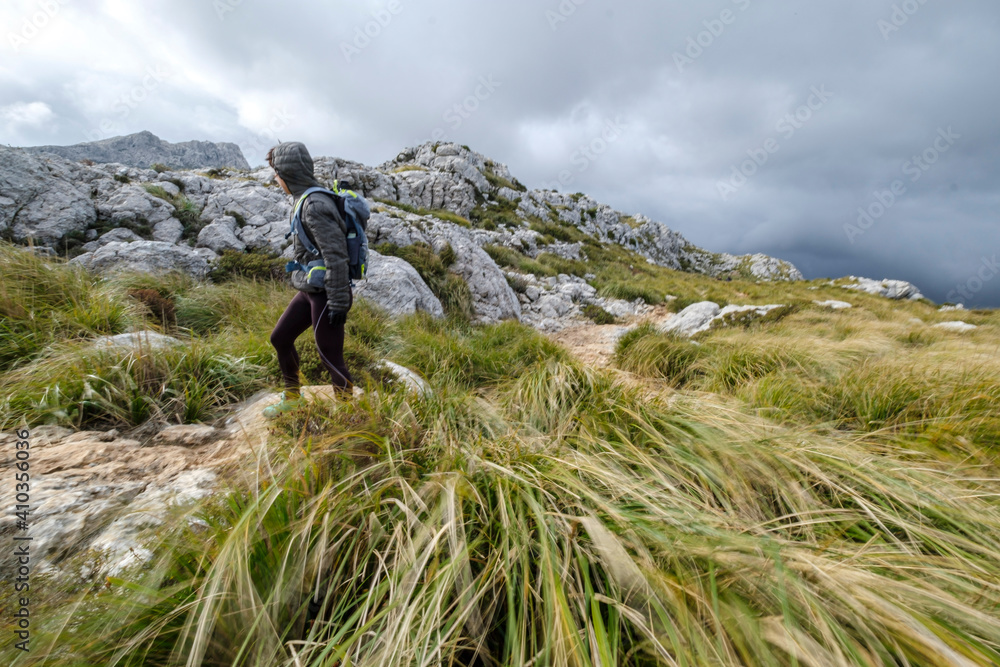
[286,186,338,256]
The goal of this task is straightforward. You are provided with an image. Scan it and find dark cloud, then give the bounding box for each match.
[2,0,998,305]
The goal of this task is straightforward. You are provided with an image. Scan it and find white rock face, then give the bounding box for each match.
[8,138,811,332]
[81,227,144,252]
[98,185,176,226]
[512,271,653,332]
[659,302,722,337]
[354,250,445,318]
[939,304,966,312]
[841,277,924,300]
[379,360,430,395]
[92,331,184,351]
[0,146,97,244]
[933,321,977,333]
[658,302,787,337]
[23,130,250,170]
[71,241,212,279]
[197,215,246,253]
[367,206,521,324]
[199,180,290,230]
[814,300,853,309]
[153,217,185,244]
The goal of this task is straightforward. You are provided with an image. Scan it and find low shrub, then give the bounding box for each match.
[210,249,286,283]
[582,303,617,325]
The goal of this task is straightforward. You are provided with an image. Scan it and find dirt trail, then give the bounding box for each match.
[547,305,673,367]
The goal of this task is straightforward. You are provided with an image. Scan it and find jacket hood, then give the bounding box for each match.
[267,142,323,196]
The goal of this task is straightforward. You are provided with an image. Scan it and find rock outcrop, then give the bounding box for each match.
[3,136,871,329]
[0,146,97,244]
[354,250,445,318]
[839,277,924,301]
[71,240,213,279]
[23,130,250,170]
[657,301,787,337]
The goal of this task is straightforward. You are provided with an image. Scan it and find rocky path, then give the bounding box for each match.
[0,386,347,579]
[547,305,672,367]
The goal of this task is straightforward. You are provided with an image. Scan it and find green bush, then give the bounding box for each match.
[470,197,520,230]
[582,303,617,325]
[0,242,134,372]
[210,249,286,283]
[614,324,707,385]
[598,281,663,305]
[395,316,566,389]
[529,218,587,243]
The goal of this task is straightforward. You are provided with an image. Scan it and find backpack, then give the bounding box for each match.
[285,183,370,284]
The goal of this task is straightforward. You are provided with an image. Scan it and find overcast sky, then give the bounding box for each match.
[3,0,998,306]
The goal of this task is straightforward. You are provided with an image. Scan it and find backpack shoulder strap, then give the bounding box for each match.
[287,187,339,256]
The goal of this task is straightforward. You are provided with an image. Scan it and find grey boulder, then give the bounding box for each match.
[0,146,97,244]
[197,216,246,253]
[658,302,721,337]
[354,250,445,318]
[71,240,212,279]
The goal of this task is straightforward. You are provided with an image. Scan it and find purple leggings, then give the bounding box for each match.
[270,290,353,392]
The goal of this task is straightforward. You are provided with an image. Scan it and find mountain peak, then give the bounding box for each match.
[22,131,250,170]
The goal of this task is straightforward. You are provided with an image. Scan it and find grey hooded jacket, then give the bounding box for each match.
[269,142,352,313]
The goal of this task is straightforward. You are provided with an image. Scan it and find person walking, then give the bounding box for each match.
[263,141,353,418]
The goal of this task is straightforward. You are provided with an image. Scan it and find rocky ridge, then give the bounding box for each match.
[1,139,813,331]
[22,130,250,170]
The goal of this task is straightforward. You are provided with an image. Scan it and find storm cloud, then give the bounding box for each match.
[2,0,998,305]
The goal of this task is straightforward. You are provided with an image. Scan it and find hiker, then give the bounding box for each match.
[263,141,353,418]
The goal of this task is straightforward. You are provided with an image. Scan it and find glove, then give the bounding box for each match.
[327,310,347,326]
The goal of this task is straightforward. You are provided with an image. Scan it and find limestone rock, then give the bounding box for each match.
[379,360,430,395]
[97,184,175,227]
[153,217,185,244]
[933,321,977,333]
[658,302,720,337]
[814,300,853,310]
[841,277,924,300]
[71,240,212,279]
[198,180,290,234]
[0,146,97,244]
[354,250,445,318]
[92,331,184,351]
[197,215,246,253]
[23,130,250,170]
[81,227,143,252]
[149,424,220,448]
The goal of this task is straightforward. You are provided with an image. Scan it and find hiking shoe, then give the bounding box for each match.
[262,391,306,419]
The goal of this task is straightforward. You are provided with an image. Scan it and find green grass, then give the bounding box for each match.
[6,240,1000,666]
[470,197,520,230]
[20,359,1000,666]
